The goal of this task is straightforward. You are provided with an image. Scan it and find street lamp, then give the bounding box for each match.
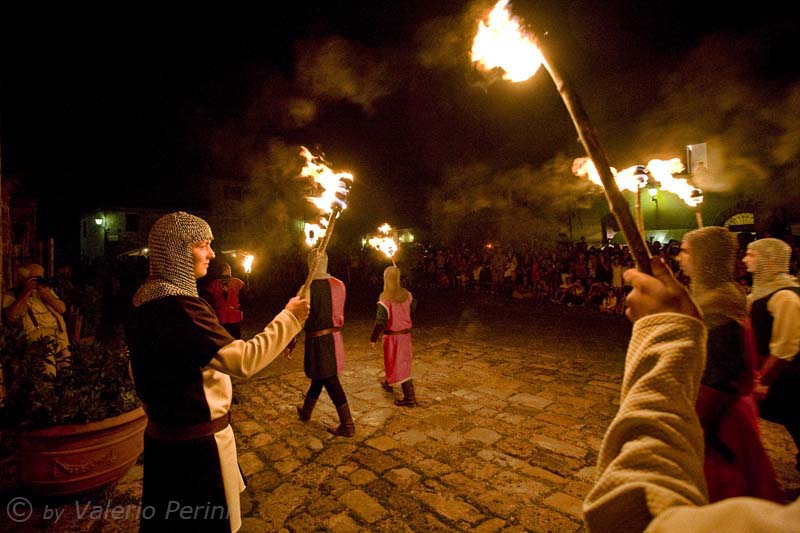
[648,183,658,205]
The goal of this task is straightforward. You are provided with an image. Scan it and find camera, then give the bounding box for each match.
[32,276,55,287]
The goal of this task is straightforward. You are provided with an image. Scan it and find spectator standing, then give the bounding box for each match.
[3,263,70,375]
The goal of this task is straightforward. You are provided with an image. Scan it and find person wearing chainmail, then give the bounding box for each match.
[583,256,800,533]
[744,237,800,472]
[295,251,355,437]
[370,266,418,406]
[124,212,309,532]
[678,228,782,502]
[3,263,70,376]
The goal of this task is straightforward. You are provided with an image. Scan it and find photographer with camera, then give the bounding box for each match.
[2,263,71,376]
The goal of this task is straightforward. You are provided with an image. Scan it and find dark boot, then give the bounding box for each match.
[395,380,417,407]
[296,395,318,422]
[327,403,355,437]
[381,379,393,393]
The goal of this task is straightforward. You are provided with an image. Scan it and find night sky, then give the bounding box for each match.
[3,1,798,251]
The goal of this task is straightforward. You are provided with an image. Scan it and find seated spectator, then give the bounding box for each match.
[599,289,618,314]
[560,277,586,306]
[533,278,550,303]
[586,281,609,309]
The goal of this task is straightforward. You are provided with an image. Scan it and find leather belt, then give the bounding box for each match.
[307,326,341,338]
[146,411,231,441]
[385,328,411,335]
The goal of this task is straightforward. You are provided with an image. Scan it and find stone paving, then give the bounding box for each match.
[3,291,799,531]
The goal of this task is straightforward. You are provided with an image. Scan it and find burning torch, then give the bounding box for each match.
[298,147,354,299]
[242,253,254,287]
[690,188,704,228]
[472,0,652,272]
[368,223,399,267]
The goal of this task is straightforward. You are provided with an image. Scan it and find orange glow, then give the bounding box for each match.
[471,0,543,83]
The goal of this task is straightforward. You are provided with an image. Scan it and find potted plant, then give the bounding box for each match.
[0,325,146,496]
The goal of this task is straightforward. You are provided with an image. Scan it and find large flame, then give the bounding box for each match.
[572,158,645,193]
[300,146,354,247]
[242,254,254,274]
[471,0,543,83]
[368,223,398,259]
[645,158,701,206]
[575,156,701,206]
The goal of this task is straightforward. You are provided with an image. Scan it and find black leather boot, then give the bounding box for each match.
[327,403,356,437]
[395,380,417,407]
[296,395,318,422]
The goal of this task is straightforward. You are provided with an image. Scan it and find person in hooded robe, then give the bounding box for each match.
[370,266,418,406]
[744,237,800,473]
[678,227,783,502]
[124,211,309,533]
[204,262,246,339]
[295,251,355,437]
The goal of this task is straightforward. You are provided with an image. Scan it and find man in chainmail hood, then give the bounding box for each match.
[744,237,800,472]
[134,211,214,305]
[679,227,782,501]
[125,211,309,532]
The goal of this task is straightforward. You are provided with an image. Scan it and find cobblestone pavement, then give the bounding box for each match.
[4,290,799,531]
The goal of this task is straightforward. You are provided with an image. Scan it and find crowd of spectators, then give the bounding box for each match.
[387,233,800,317]
[38,231,800,346]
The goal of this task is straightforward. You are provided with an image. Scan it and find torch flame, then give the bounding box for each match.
[300,146,354,247]
[471,0,543,83]
[645,158,700,206]
[576,156,700,206]
[368,223,398,260]
[242,254,254,274]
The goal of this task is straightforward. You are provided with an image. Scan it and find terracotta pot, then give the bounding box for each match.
[18,406,146,496]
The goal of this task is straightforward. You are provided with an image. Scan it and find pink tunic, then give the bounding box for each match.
[379,294,413,385]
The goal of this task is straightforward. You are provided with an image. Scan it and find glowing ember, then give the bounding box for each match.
[300,146,354,247]
[471,0,543,83]
[242,254,255,274]
[368,223,398,260]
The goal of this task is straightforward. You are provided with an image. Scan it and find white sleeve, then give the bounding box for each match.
[583,313,709,532]
[649,496,800,532]
[767,290,800,361]
[207,309,302,379]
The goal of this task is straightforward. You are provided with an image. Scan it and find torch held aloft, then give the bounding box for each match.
[532,35,652,274]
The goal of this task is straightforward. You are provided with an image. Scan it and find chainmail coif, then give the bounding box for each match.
[684,226,746,328]
[747,237,799,303]
[133,211,213,307]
